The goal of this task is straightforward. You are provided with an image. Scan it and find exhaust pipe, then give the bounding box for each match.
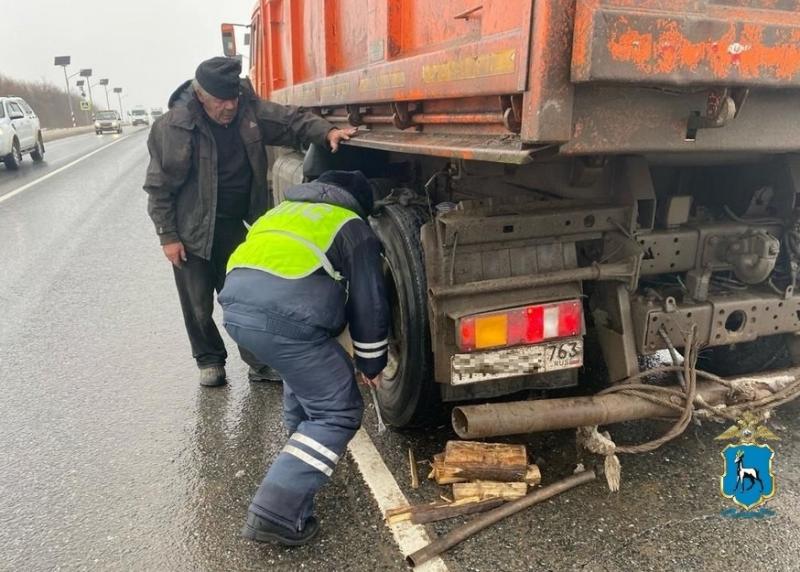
[452,367,800,439]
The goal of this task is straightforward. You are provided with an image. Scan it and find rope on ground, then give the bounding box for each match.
[612,325,698,455]
[577,324,800,491]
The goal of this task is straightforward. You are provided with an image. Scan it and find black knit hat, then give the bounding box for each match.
[316,170,374,217]
[195,57,241,100]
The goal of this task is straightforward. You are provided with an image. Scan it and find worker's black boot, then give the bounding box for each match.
[248,365,282,383]
[199,365,226,387]
[241,513,319,546]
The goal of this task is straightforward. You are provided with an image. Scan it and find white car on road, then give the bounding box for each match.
[0,96,44,170]
[130,107,149,126]
[94,110,123,134]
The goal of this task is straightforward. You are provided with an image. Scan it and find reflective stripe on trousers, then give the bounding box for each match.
[223,316,363,531]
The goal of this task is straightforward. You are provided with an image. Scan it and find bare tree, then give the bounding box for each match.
[0,74,91,128]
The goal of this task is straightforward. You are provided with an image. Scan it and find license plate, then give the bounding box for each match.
[451,337,583,385]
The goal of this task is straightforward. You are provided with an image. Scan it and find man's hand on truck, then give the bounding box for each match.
[326,127,358,153]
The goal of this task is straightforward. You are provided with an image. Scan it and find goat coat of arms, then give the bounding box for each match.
[717,412,778,511]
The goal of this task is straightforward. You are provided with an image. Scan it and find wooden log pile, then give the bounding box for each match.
[385,441,541,525]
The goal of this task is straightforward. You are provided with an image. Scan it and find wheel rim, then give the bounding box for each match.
[14,144,21,162]
[381,257,404,384]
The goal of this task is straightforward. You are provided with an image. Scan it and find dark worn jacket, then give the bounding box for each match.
[143,78,334,259]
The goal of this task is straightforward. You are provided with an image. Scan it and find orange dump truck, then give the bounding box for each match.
[223,1,800,433]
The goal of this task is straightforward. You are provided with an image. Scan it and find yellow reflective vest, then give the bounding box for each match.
[227,200,360,281]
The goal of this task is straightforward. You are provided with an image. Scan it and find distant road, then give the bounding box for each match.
[0,125,404,572]
[0,127,149,203]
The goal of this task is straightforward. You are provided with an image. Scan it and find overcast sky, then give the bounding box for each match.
[0,0,256,111]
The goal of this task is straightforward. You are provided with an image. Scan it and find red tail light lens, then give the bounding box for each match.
[459,317,476,352]
[525,306,544,343]
[456,299,582,352]
[558,300,582,337]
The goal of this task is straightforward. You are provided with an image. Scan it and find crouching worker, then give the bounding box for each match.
[218,170,390,545]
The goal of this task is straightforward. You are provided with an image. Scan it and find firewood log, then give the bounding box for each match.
[452,481,528,501]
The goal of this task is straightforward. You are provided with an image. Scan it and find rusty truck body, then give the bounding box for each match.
[225,1,800,429]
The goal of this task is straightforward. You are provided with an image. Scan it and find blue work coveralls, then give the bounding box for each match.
[218,179,389,532]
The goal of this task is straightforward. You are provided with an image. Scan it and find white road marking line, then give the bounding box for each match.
[0,135,130,205]
[348,428,450,572]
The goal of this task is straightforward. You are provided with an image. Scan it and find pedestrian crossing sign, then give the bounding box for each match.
[80,101,90,111]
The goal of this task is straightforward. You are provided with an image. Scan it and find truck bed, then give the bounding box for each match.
[250,0,800,158]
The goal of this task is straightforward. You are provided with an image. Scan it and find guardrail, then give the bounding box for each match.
[41,126,96,143]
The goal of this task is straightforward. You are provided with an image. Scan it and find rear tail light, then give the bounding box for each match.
[457,299,582,352]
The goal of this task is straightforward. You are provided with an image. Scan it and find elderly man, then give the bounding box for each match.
[144,57,356,387]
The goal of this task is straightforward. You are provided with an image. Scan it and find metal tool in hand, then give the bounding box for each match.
[369,386,387,434]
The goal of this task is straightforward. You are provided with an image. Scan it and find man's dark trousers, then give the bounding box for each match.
[172,217,263,369]
[222,313,363,531]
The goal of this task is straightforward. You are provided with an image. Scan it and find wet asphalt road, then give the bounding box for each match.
[0,130,400,571]
[2,129,800,572]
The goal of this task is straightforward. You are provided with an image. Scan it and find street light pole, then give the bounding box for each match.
[113,87,124,120]
[76,80,90,123]
[54,56,76,127]
[100,79,110,110]
[80,69,94,113]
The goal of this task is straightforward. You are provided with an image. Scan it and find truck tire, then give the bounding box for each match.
[30,135,44,162]
[4,140,21,170]
[699,334,792,377]
[370,203,438,427]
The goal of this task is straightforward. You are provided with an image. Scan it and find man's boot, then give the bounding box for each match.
[248,365,282,382]
[241,512,319,546]
[199,365,226,387]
